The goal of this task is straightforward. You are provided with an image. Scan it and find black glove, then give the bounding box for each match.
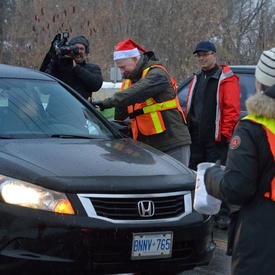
[39,34,61,72]
[204,160,223,194]
[92,100,105,111]
[214,159,221,167]
[204,160,220,182]
[50,34,62,53]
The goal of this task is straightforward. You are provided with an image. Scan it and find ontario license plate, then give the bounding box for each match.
[131,232,173,260]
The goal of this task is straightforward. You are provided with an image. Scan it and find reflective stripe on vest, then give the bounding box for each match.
[119,65,186,140]
[243,115,275,200]
[119,79,131,91]
[142,65,178,94]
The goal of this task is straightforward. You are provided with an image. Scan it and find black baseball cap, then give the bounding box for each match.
[193,41,216,54]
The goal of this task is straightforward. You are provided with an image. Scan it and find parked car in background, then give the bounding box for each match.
[177,65,256,119]
[0,64,215,275]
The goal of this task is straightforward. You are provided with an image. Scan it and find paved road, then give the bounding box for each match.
[182,228,231,275]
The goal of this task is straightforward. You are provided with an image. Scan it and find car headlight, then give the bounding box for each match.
[0,175,75,215]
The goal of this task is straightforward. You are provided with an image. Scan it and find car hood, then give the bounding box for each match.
[0,138,195,192]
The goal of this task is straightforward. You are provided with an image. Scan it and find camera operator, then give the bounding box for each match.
[43,34,103,100]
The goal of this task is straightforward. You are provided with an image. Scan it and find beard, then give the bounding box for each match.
[73,54,85,63]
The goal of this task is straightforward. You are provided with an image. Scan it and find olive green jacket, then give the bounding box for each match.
[103,51,191,152]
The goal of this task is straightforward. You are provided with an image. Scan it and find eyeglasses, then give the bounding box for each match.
[195,52,214,58]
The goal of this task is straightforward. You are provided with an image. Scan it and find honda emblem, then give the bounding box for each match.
[138,200,155,217]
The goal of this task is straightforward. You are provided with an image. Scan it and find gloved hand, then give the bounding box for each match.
[50,33,61,53]
[214,159,221,167]
[39,34,61,72]
[204,159,224,196]
[204,159,221,178]
[92,100,106,111]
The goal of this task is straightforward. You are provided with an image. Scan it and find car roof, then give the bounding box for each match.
[0,64,53,81]
[229,65,256,73]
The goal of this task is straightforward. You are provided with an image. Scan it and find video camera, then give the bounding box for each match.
[53,31,79,56]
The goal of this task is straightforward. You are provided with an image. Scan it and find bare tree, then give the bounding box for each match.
[1,0,275,83]
[217,0,275,64]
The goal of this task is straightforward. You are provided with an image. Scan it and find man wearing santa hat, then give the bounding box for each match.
[93,38,191,166]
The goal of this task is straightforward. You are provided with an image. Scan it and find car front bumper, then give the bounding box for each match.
[0,201,215,274]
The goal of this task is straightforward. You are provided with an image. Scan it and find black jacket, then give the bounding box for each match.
[187,66,220,142]
[204,91,275,274]
[45,58,103,100]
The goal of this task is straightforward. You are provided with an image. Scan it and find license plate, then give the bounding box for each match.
[131,232,173,260]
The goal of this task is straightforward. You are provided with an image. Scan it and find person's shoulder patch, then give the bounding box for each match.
[230,135,241,149]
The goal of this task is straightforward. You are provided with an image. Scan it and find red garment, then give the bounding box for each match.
[185,65,240,142]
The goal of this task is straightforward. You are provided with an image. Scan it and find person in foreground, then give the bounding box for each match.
[94,38,191,166]
[185,40,240,229]
[204,47,275,274]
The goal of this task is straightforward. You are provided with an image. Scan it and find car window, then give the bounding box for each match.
[237,72,256,111]
[0,79,116,139]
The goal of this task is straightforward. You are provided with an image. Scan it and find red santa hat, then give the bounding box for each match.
[113,38,147,61]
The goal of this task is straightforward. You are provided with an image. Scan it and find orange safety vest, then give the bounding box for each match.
[243,115,275,200]
[119,65,186,140]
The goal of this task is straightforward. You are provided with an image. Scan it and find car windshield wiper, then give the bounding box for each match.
[51,134,98,139]
[0,136,15,139]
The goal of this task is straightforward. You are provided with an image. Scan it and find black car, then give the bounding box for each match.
[177,65,256,119]
[0,64,215,274]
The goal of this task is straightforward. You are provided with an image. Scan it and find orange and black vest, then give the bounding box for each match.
[243,115,275,200]
[119,65,186,140]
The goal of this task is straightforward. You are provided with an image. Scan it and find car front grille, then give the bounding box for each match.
[77,191,192,223]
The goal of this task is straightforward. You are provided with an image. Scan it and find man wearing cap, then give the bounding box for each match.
[44,34,103,100]
[94,38,191,166]
[204,47,275,274]
[185,40,240,229]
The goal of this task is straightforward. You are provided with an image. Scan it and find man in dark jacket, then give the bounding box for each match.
[43,34,103,100]
[94,38,191,166]
[185,40,240,229]
[204,47,275,274]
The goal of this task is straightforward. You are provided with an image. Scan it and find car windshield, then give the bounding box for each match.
[0,78,115,139]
